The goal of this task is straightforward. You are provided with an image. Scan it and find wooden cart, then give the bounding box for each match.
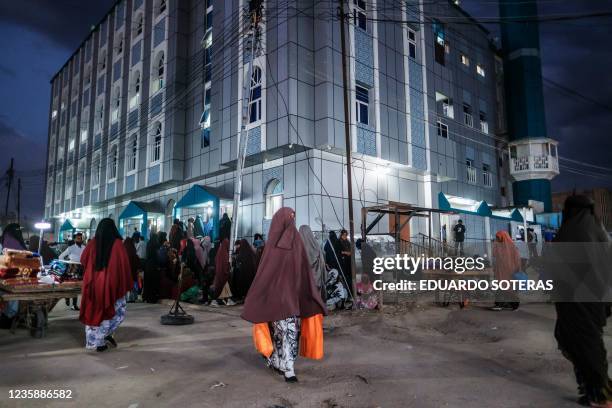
[0,283,81,338]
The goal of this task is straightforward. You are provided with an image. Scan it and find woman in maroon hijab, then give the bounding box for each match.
[242,207,326,382]
[79,218,132,352]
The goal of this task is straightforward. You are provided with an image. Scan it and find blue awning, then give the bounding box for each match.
[118,201,163,220]
[59,219,75,232]
[59,219,91,232]
[175,185,231,210]
[491,208,524,222]
[438,192,492,217]
[174,185,231,240]
[118,201,163,239]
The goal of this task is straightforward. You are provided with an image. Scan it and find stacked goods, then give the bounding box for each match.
[44,260,83,282]
[0,249,41,289]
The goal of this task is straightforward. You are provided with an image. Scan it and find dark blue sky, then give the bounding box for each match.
[0,0,610,220]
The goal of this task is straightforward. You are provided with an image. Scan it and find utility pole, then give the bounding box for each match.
[229,0,263,258]
[339,0,358,297]
[5,158,14,217]
[17,178,21,224]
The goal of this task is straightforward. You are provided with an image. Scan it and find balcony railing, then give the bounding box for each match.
[511,155,559,173]
[467,166,477,184]
[483,171,492,187]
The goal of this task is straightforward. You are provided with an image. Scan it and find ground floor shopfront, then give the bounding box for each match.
[50,149,515,247]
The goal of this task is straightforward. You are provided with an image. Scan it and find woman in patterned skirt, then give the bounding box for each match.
[242,208,327,382]
[79,218,132,352]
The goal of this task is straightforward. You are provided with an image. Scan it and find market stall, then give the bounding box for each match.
[174,184,233,240]
[58,218,91,242]
[118,201,164,239]
[0,249,82,338]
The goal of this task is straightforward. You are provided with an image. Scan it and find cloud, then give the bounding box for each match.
[0,0,115,50]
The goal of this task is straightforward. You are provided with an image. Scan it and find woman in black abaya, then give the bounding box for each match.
[553,195,611,407]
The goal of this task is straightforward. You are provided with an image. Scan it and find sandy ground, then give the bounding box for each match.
[0,300,609,408]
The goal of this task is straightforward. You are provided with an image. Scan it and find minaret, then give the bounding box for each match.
[499,0,559,212]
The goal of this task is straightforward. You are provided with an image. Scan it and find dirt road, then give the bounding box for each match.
[0,301,608,407]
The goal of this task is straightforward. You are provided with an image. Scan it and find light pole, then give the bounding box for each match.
[34,221,51,256]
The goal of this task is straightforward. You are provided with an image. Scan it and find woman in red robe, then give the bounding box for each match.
[242,207,327,382]
[79,218,132,352]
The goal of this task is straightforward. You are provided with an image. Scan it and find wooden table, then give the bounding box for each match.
[1,283,82,337]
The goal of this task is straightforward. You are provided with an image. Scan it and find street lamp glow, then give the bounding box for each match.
[34,222,51,230]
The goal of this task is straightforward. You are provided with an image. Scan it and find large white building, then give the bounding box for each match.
[45,0,512,244]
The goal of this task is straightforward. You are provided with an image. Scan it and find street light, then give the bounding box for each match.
[34,222,51,257]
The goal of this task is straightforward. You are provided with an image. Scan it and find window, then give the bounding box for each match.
[265,179,283,219]
[463,104,473,127]
[354,0,367,31]
[476,64,486,78]
[135,14,143,36]
[80,111,89,143]
[65,168,73,199]
[85,65,92,86]
[55,174,62,202]
[500,186,506,197]
[436,92,454,119]
[433,21,445,65]
[108,145,118,180]
[461,53,470,67]
[116,38,123,55]
[99,50,107,71]
[92,153,101,186]
[68,137,75,151]
[483,163,492,187]
[127,135,138,172]
[356,85,369,125]
[466,158,476,184]
[158,0,167,15]
[129,71,141,109]
[407,28,416,59]
[479,111,488,134]
[111,87,121,122]
[95,103,104,133]
[152,52,164,93]
[77,162,85,192]
[152,123,162,163]
[436,120,448,138]
[58,145,65,162]
[46,180,53,205]
[248,66,262,123]
[52,109,58,119]
[200,87,211,148]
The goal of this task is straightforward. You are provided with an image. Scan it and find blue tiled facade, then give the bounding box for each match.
[150,92,163,116]
[357,125,376,157]
[246,126,261,156]
[125,174,135,193]
[408,60,427,170]
[355,29,374,87]
[128,109,139,130]
[131,41,142,67]
[107,182,116,199]
[148,164,160,186]
[154,18,166,47]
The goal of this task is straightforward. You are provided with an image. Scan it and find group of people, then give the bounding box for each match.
[1,194,609,402]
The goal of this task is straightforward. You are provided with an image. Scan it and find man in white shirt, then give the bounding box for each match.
[59,233,85,310]
[59,232,85,262]
[134,232,147,267]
